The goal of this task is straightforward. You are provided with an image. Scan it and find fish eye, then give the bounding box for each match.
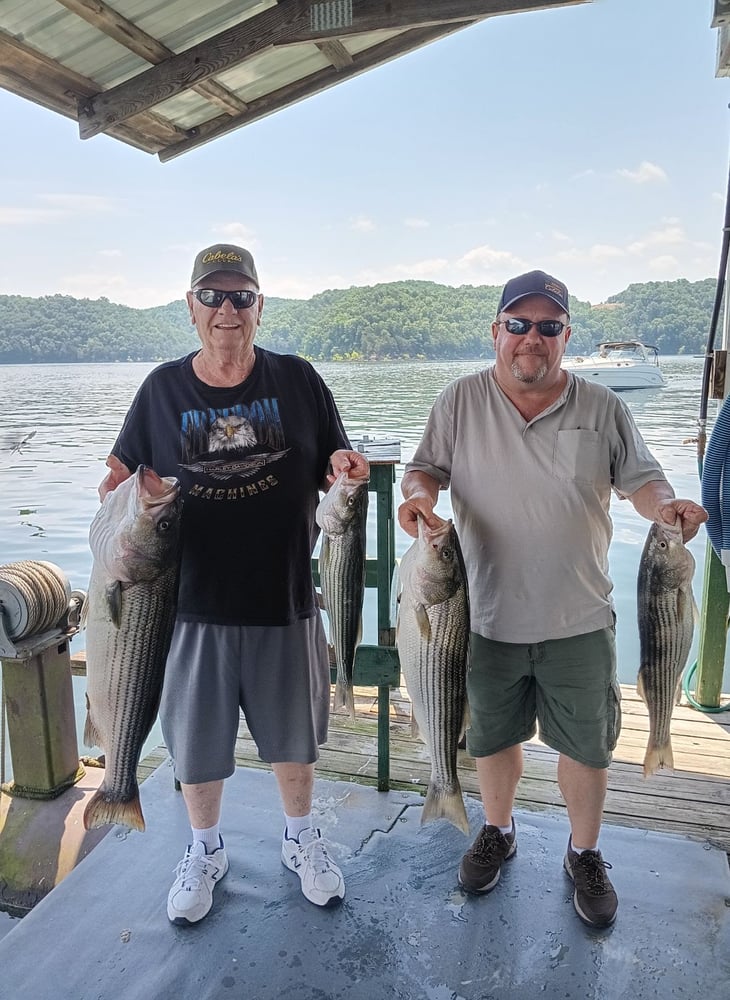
[158,519,170,532]
[441,547,453,560]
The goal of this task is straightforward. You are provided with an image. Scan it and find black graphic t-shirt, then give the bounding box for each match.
[112,347,350,625]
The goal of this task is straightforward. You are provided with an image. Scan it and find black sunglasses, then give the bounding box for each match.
[499,317,566,337]
[192,288,258,309]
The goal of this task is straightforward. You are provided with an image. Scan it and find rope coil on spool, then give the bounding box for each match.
[0,561,72,642]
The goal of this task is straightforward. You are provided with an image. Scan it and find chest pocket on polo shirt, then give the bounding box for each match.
[552,429,601,483]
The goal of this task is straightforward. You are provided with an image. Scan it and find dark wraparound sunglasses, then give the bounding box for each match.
[192,288,259,309]
[499,318,566,337]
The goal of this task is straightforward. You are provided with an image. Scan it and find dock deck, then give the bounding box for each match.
[140,682,730,851]
[1,682,729,999]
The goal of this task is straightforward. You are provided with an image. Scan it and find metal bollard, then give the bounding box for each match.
[0,561,86,798]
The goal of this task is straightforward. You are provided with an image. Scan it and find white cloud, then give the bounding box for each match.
[552,230,571,243]
[213,222,257,245]
[616,160,668,184]
[99,248,122,257]
[455,245,525,273]
[404,217,429,229]
[0,193,117,225]
[392,258,450,279]
[0,206,65,224]
[589,243,625,260]
[627,222,684,254]
[349,215,376,232]
[39,193,116,212]
[647,254,681,275]
[58,271,183,308]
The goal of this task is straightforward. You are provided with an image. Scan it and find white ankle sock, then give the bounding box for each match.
[570,839,597,854]
[486,818,513,836]
[285,813,313,841]
[191,824,221,853]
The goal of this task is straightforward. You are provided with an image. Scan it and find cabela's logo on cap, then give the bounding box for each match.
[202,250,243,265]
[544,280,565,297]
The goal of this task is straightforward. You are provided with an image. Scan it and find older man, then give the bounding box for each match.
[100,244,369,925]
[398,269,707,928]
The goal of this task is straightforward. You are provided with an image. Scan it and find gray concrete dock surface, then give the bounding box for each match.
[0,762,728,999]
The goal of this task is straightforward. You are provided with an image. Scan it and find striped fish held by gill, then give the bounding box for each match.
[83,466,182,831]
[396,517,470,834]
[636,519,696,778]
[316,471,369,719]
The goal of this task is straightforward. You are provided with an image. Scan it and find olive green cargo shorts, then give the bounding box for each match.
[466,627,621,769]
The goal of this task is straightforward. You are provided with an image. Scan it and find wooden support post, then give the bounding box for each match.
[694,541,730,708]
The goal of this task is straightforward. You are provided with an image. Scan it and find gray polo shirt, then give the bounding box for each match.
[405,368,666,643]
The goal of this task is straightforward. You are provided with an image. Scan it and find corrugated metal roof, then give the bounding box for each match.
[0,1,591,161]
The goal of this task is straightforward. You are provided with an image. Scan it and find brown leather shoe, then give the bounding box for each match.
[458,821,516,894]
[564,842,618,927]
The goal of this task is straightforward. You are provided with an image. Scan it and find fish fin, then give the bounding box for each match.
[692,595,701,625]
[83,785,145,832]
[421,784,469,835]
[105,581,123,628]
[643,741,674,778]
[414,604,431,641]
[636,671,647,705]
[457,703,470,749]
[410,714,421,740]
[83,709,102,750]
[333,680,355,720]
[673,676,683,707]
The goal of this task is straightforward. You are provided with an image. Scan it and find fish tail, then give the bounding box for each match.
[643,740,674,778]
[333,679,355,720]
[421,784,469,834]
[83,786,145,832]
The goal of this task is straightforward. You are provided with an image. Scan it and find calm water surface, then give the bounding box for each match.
[0,356,726,785]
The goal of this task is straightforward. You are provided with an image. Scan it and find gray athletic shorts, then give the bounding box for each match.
[466,627,621,769]
[159,616,330,784]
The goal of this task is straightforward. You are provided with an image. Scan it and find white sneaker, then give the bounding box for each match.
[167,840,229,925]
[281,827,345,906]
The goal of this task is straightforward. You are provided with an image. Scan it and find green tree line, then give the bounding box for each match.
[0,277,717,364]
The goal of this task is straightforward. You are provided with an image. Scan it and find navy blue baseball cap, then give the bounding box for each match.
[497,270,570,318]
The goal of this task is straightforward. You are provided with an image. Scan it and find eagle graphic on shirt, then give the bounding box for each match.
[178,399,289,482]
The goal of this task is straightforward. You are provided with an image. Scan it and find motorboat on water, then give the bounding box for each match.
[562,340,666,390]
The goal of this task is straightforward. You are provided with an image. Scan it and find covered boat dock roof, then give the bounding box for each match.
[0,1,590,161]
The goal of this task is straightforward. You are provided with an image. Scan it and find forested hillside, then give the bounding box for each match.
[0,277,716,364]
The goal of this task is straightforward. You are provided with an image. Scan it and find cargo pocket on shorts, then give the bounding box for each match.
[606,679,622,752]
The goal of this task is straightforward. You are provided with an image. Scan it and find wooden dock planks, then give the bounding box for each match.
[137,682,730,851]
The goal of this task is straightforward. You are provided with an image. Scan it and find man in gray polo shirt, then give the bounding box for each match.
[397,269,707,928]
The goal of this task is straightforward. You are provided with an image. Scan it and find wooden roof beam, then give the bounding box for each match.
[315,39,354,70]
[77,0,313,139]
[284,0,586,43]
[0,30,182,149]
[77,0,585,140]
[56,0,247,116]
[157,21,474,162]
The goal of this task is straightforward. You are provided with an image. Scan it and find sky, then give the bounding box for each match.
[1,0,730,309]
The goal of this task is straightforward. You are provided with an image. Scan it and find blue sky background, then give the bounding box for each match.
[1,0,729,308]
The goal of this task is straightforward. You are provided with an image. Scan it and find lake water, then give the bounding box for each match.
[0,356,727,786]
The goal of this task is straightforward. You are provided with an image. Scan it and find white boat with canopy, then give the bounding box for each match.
[562,340,666,390]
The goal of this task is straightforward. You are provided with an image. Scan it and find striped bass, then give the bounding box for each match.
[636,519,695,777]
[83,466,182,831]
[316,471,369,718]
[396,517,470,834]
